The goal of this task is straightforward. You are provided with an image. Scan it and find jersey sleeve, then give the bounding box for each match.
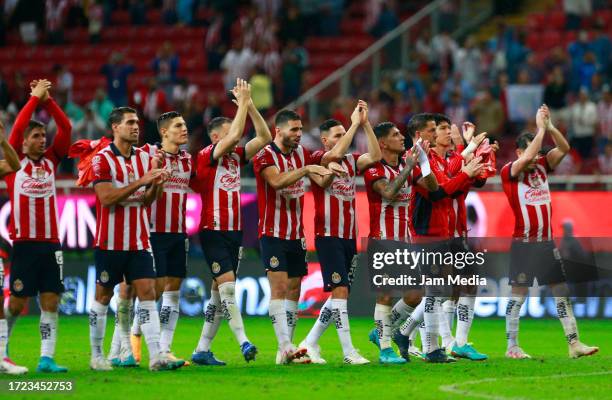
[253,148,276,174]
[44,98,72,165]
[363,163,386,189]
[538,155,553,172]
[303,147,314,166]
[197,145,215,172]
[310,150,325,165]
[92,153,112,185]
[500,162,514,182]
[235,146,248,165]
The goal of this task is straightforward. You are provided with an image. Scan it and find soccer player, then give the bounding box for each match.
[501,105,598,359]
[363,121,438,364]
[192,78,271,365]
[253,109,339,364]
[298,100,379,365]
[0,119,27,375]
[87,106,184,371]
[391,113,483,363]
[4,79,71,373]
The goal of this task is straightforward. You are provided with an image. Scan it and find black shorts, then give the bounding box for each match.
[94,248,156,288]
[509,240,566,286]
[414,239,451,278]
[199,230,243,279]
[10,241,64,297]
[260,236,307,278]
[315,236,357,291]
[151,232,188,279]
[449,236,477,276]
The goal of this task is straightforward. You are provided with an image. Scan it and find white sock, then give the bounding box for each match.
[439,300,455,349]
[505,295,525,349]
[119,298,133,354]
[139,300,163,360]
[443,300,456,332]
[219,282,249,345]
[391,299,415,329]
[0,319,7,359]
[332,299,355,357]
[40,311,58,358]
[285,300,298,343]
[269,299,290,349]
[109,311,121,359]
[89,301,108,359]
[196,290,222,352]
[3,306,17,338]
[374,303,392,349]
[418,322,427,353]
[423,296,440,353]
[131,299,142,336]
[555,297,579,345]
[160,291,180,353]
[455,296,475,346]
[400,298,424,336]
[305,296,332,346]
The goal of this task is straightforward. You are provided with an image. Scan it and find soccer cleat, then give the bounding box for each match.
[90,357,113,371]
[109,357,121,367]
[191,351,226,366]
[0,357,28,375]
[379,348,407,364]
[343,350,370,365]
[392,330,411,361]
[130,334,142,364]
[166,352,190,366]
[36,356,68,373]
[150,353,185,371]
[120,354,139,367]
[368,328,381,350]
[505,346,532,359]
[298,340,326,364]
[452,343,488,361]
[240,342,258,362]
[424,348,453,363]
[569,342,599,359]
[408,345,422,358]
[277,346,309,365]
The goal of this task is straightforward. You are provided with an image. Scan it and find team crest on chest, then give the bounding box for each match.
[32,166,47,181]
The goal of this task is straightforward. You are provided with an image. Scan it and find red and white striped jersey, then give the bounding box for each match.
[364,160,412,241]
[92,143,153,251]
[253,143,312,240]
[501,157,553,241]
[196,144,246,231]
[446,149,467,238]
[141,143,194,233]
[310,151,360,239]
[6,96,72,243]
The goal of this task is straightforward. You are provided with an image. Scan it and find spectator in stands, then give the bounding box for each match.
[518,53,544,84]
[53,64,73,101]
[369,1,399,38]
[568,87,598,158]
[597,85,612,145]
[454,35,482,88]
[590,73,605,101]
[597,141,612,174]
[203,92,221,126]
[133,78,170,144]
[470,88,505,137]
[204,12,226,71]
[554,148,582,175]
[504,28,529,82]
[544,46,570,77]
[578,52,598,90]
[568,30,592,89]
[55,88,83,122]
[172,78,198,111]
[431,30,458,74]
[65,0,87,28]
[152,41,179,95]
[395,71,425,100]
[318,0,345,36]
[249,67,273,115]
[255,42,281,84]
[591,23,611,76]
[544,66,569,124]
[441,70,475,104]
[88,88,114,123]
[221,38,256,91]
[445,89,468,126]
[100,52,135,107]
[88,0,103,43]
[129,0,147,25]
[278,4,306,44]
[46,0,67,44]
[423,81,444,114]
[10,72,29,110]
[281,39,308,103]
[177,0,195,26]
[162,0,178,25]
[563,0,592,30]
[415,29,434,74]
[74,106,106,140]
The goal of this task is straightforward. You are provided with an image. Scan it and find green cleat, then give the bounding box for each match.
[451,343,488,361]
[36,356,68,373]
[379,348,407,364]
[120,354,139,367]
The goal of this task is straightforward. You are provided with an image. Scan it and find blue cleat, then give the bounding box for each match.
[379,348,407,364]
[240,342,258,362]
[120,354,139,367]
[452,343,488,361]
[368,328,380,350]
[392,330,411,361]
[109,357,121,367]
[424,348,453,363]
[36,356,68,373]
[191,351,226,366]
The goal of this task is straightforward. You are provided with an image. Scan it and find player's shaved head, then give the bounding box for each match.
[275,109,301,127]
[157,111,182,131]
[516,132,535,149]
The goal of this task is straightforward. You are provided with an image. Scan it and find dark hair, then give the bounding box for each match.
[406,113,436,138]
[516,132,535,149]
[108,107,137,128]
[319,119,342,134]
[274,109,301,127]
[207,116,232,137]
[24,119,45,137]
[373,121,396,139]
[433,113,451,126]
[157,111,182,131]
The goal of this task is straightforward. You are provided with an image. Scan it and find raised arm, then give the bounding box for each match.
[9,80,52,154]
[0,120,22,177]
[543,105,570,169]
[244,101,273,160]
[510,107,547,177]
[356,102,382,171]
[320,102,363,166]
[212,78,250,160]
[45,97,73,160]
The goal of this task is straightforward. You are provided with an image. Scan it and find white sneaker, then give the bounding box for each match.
[277,345,309,365]
[1,358,28,375]
[505,346,531,359]
[90,357,113,371]
[298,340,326,364]
[343,350,370,365]
[569,342,599,359]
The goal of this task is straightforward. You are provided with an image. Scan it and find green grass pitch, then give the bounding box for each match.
[1,316,610,399]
